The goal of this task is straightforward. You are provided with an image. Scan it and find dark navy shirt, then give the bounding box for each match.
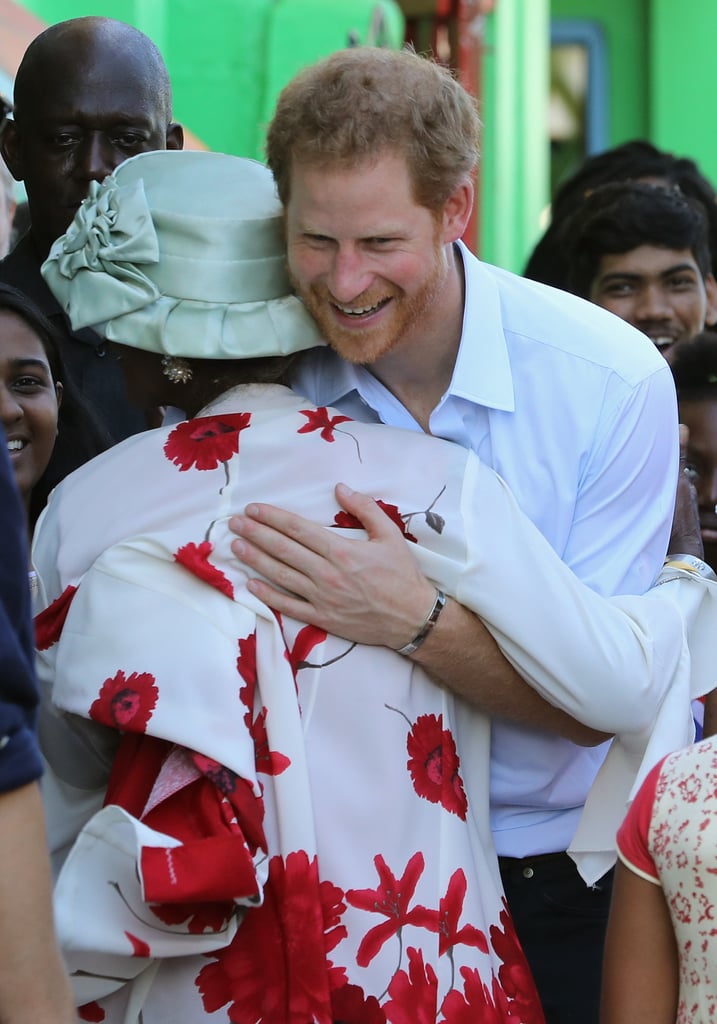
[0,430,42,791]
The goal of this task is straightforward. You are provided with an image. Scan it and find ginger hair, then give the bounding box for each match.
[266,47,480,211]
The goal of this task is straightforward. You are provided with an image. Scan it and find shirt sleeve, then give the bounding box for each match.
[616,756,665,884]
[562,363,678,597]
[450,454,690,734]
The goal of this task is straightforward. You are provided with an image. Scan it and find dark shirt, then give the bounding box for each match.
[0,233,146,442]
[0,434,42,792]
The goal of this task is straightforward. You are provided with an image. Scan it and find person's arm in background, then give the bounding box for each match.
[600,757,679,1024]
[600,860,678,1024]
[0,782,77,1024]
[0,435,76,1024]
[668,423,717,739]
[702,690,717,739]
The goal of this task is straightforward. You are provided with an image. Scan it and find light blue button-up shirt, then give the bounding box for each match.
[293,241,678,857]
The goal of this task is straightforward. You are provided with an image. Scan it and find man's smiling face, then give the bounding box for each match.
[285,150,453,367]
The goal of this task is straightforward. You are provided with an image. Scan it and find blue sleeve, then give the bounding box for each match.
[0,434,42,792]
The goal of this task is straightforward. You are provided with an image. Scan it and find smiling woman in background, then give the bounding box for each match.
[0,284,109,539]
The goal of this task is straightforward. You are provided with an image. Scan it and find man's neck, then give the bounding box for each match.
[367,245,466,432]
[27,229,51,264]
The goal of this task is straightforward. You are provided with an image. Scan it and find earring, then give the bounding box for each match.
[161,355,193,384]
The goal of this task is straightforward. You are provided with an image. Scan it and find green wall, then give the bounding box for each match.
[550,0,648,146]
[547,0,717,215]
[23,0,717,273]
[479,0,550,271]
[650,0,717,189]
[17,0,404,158]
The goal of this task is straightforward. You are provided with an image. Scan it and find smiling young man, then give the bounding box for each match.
[0,17,183,441]
[566,181,717,358]
[228,48,678,1023]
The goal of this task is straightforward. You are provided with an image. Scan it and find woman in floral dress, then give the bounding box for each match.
[35,149,714,1024]
[35,150,544,1024]
[602,736,717,1024]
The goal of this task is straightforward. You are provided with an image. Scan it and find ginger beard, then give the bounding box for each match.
[291,231,451,366]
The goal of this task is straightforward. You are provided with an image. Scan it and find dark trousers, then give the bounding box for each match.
[499,851,614,1024]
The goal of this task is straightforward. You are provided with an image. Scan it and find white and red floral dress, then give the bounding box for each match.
[33,384,544,1024]
[617,736,717,1023]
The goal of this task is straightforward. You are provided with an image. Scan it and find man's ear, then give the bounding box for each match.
[704,273,717,327]
[165,122,184,151]
[1,121,24,182]
[440,178,474,245]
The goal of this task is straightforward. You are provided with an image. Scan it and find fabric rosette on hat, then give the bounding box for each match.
[41,150,325,360]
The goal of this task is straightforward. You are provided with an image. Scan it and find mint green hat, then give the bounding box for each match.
[41,150,324,359]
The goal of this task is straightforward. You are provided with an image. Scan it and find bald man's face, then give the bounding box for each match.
[2,42,182,257]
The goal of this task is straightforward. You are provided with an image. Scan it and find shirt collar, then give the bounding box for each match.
[450,241,515,412]
[293,241,516,414]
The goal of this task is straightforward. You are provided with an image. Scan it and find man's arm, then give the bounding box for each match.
[229,475,684,739]
[230,483,606,741]
[0,781,77,1024]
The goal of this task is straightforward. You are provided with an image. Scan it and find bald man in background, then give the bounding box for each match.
[0,17,183,440]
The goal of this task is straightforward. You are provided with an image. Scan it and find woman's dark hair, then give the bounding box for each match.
[670,331,717,401]
[525,140,717,290]
[564,181,713,298]
[181,352,305,418]
[0,284,112,527]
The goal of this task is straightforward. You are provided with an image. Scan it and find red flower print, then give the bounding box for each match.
[671,892,692,924]
[678,775,703,802]
[334,501,418,544]
[406,714,467,819]
[237,633,258,691]
[125,932,151,958]
[334,510,364,530]
[410,869,488,957]
[273,612,331,676]
[34,584,77,650]
[331,982,386,1024]
[489,900,544,1024]
[190,753,238,795]
[321,876,349,957]
[89,670,158,731]
[238,633,258,732]
[374,502,418,543]
[440,967,516,1024]
[175,541,234,598]
[235,633,292,776]
[151,900,234,935]
[298,406,353,441]
[249,707,291,776]
[383,946,439,1024]
[197,851,343,1023]
[286,623,328,674]
[79,1003,105,1022]
[163,413,250,471]
[346,852,426,967]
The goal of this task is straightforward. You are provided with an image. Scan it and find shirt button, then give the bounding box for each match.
[522,867,534,879]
